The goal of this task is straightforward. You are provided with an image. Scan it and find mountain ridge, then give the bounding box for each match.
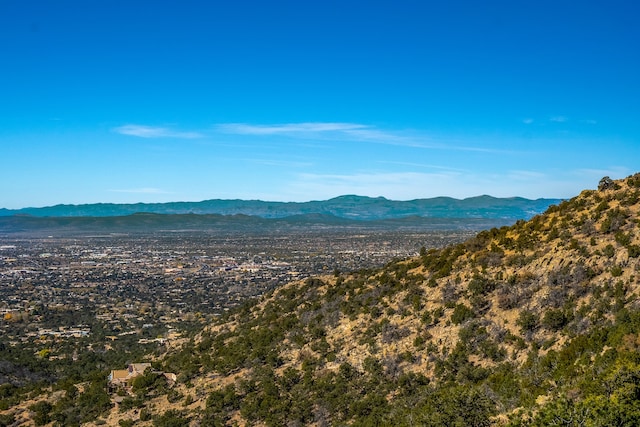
[125,173,640,426]
[0,194,561,221]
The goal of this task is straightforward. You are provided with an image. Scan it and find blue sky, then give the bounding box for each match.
[1,1,638,209]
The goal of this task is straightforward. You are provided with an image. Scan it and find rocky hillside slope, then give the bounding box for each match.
[149,174,640,426]
[9,174,640,426]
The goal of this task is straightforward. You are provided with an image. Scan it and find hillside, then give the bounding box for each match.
[4,175,640,426]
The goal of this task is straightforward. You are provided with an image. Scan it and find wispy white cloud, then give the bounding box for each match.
[573,167,631,181]
[108,188,171,194]
[377,160,467,172]
[245,158,313,168]
[341,127,423,147]
[506,170,547,181]
[216,122,516,154]
[218,122,431,148]
[525,116,598,125]
[217,122,367,135]
[114,124,203,139]
[550,116,568,123]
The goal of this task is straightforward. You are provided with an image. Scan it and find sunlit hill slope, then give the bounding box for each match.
[18,174,640,426]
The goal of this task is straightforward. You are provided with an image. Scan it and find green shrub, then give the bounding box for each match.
[611,265,624,277]
[615,231,632,246]
[516,310,539,335]
[451,304,475,325]
[603,244,616,258]
[139,408,151,421]
[432,307,445,324]
[468,275,497,296]
[542,310,568,331]
[154,409,190,427]
[0,413,16,426]
[29,401,53,426]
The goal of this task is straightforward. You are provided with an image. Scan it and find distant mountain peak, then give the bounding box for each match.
[0,194,561,221]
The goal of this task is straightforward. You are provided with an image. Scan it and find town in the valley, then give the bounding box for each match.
[0,229,472,365]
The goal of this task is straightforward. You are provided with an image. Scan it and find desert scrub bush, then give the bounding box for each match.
[467,274,496,295]
[611,265,624,277]
[470,294,492,315]
[546,227,560,241]
[402,285,425,311]
[615,231,632,246]
[422,244,466,278]
[600,208,629,233]
[441,282,460,307]
[432,307,445,324]
[626,173,640,187]
[421,310,433,325]
[451,303,475,325]
[603,244,616,258]
[506,253,537,267]
[568,238,589,256]
[497,284,522,310]
[154,409,190,427]
[381,322,410,344]
[542,309,569,331]
[594,200,610,218]
[620,190,640,206]
[516,310,539,336]
[458,320,489,351]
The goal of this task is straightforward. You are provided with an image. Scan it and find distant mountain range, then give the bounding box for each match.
[0,195,561,220]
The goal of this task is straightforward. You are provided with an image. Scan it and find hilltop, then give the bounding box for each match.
[4,175,640,426]
[154,174,640,426]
